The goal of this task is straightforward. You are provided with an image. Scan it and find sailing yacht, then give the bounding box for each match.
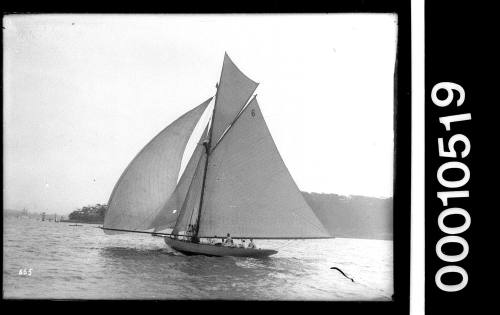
[102,53,332,257]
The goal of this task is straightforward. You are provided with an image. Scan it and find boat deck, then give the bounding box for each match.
[164,237,277,258]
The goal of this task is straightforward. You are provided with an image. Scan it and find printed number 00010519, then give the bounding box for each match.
[431,82,471,293]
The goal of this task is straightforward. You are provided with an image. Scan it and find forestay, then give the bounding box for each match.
[103,98,211,233]
[198,98,330,238]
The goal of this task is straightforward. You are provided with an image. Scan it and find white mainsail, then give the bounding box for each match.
[198,98,330,238]
[103,98,211,234]
[210,53,258,145]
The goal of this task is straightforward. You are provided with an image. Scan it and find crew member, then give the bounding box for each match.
[224,233,233,246]
[248,239,256,249]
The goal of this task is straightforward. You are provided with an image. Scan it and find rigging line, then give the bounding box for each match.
[186,191,198,229]
[99,226,172,236]
[171,152,206,234]
[275,239,294,250]
[210,93,258,154]
[99,227,334,239]
[196,236,335,240]
[288,205,330,235]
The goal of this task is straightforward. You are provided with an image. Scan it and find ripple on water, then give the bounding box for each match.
[3,218,393,300]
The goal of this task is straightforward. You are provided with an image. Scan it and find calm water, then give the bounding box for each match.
[3,217,393,300]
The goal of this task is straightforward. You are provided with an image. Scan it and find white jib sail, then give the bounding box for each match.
[103,98,211,234]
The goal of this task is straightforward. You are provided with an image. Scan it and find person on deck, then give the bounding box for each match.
[210,236,217,245]
[202,140,210,154]
[239,240,246,248]
[248,239,256,249]
[185,224,199,243]
[191,226,199,243]
[215,236,222,245]
[184,225,191,241]
[224,233,233,247]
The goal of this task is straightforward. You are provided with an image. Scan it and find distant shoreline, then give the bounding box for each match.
[5,192,393,240]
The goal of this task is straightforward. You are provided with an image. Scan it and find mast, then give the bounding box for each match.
[192,92,255,240]
[193,77,221,241]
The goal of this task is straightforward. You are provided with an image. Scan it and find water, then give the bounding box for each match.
[3,217,393,300]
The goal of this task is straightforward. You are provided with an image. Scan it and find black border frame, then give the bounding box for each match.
[425,1,476,314]
[2,2,411,313]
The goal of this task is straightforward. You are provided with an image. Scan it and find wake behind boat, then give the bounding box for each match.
[101,53,333,257]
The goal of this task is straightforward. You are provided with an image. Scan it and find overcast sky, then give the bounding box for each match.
[4,14,397,214]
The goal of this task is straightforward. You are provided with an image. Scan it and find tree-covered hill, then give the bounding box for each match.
[10,192,393,239]
[302,192,393,240]
[66,204,107,223]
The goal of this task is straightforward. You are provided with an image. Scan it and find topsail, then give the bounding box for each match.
[210,53,258,144]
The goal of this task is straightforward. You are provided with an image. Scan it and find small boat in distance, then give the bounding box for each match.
[102,53,332,257]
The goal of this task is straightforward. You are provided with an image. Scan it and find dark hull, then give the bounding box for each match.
[164,237,277,258]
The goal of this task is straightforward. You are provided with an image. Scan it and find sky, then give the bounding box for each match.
[3,14,397,215]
